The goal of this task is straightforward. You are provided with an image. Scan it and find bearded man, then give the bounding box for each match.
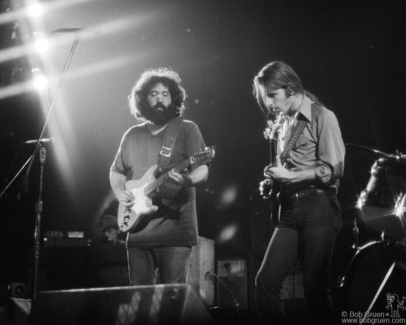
[110,68,209,285]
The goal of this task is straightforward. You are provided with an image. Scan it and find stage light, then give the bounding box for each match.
[27,3,43,18]
[31,68,47,90]
[33,75,47,90]
[33,32,48,53]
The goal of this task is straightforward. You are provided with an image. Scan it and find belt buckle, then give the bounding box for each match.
[295,190,306,200]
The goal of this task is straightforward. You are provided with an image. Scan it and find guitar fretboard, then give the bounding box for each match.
[143,150,211,196]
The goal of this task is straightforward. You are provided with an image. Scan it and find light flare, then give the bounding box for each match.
[219,184,238,208]
[218,223,238,243]
[395,195,406,218]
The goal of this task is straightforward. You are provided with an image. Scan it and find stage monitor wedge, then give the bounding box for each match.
[27,284,212,325]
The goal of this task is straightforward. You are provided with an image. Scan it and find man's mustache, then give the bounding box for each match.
[153,102,166,111]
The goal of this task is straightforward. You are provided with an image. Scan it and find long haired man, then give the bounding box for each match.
[110,68,209,285]
[253,61,345,324]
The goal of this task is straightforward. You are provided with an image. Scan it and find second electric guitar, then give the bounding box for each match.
[261,112,285,225]
[118,146,215,233]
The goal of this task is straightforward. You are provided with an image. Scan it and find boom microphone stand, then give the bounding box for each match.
[31,32,82,302]
[0,31,82,302]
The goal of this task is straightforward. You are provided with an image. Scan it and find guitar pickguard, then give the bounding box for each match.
[117,166,159,233]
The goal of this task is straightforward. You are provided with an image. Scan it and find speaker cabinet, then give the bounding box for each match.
[26,237,215,305]
[10,283,27,298]
[250,192,275,257]
[247,256,306,316]
[25,244,129,297]
[216,258,248,310]
[27,284,212,325]
[188,237,215,306]
[281,273,305,300]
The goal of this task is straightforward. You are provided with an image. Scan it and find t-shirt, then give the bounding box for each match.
[110,118,207,247]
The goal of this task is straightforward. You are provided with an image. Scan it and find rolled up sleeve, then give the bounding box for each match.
[314,110,345,184]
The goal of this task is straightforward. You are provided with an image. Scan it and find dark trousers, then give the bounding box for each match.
[255,191,342,324]
[127,246,192,285]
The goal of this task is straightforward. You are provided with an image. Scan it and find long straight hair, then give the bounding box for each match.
[253,61,323,118]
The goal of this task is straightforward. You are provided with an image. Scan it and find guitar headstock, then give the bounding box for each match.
[191,146,215,164]
[264,113,286,140]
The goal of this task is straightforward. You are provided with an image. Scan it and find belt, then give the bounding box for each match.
[290,188,333,203]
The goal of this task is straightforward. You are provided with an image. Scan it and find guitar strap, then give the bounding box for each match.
[279,105,316,164]
[156,116,183,170]
[150,117,184,199]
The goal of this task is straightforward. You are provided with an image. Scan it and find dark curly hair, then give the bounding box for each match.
[128,67,187,120]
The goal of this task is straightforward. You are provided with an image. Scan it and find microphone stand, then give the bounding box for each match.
[33,144,46,302]
[31,33,81,303]
[0,32,82,303]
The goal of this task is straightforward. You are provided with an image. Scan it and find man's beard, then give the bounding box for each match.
[144,102,175,125]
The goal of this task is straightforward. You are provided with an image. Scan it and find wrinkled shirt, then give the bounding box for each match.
[278,95,345,194]
[110,119,207,247]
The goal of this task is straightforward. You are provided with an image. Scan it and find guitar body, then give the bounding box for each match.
[117,165,159,233]
[269,181,281,227]
[117,146,215,233]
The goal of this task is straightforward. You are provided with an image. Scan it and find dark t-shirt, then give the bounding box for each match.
[110,118,207,247]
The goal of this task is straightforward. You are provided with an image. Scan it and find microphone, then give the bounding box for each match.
[51,28,98,34]
[24,138,54,144]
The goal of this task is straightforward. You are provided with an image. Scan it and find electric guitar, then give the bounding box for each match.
[117,146,215,233]
[260,112,285,225]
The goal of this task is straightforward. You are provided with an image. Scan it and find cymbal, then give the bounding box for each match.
[346,143,394,160]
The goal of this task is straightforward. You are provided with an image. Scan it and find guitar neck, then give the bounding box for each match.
[144,157,193,196]
[270,138,278,167]
[266,112,285,168]
[143,147,214,197]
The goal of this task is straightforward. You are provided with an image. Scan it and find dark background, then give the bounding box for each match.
[1,0,406,310]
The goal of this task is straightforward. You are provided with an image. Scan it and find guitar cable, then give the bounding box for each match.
[113,237,127,286]
[208,271,243,325]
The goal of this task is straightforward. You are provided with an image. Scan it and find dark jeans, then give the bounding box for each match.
[127,246,192,285]
[255,192,342,324]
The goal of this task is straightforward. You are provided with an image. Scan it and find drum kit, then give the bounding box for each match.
[350,143,406,242]
[339,143,406,320]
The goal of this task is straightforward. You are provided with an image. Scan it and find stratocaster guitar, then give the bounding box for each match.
[261,112,285,225]
[117,146,215,233]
